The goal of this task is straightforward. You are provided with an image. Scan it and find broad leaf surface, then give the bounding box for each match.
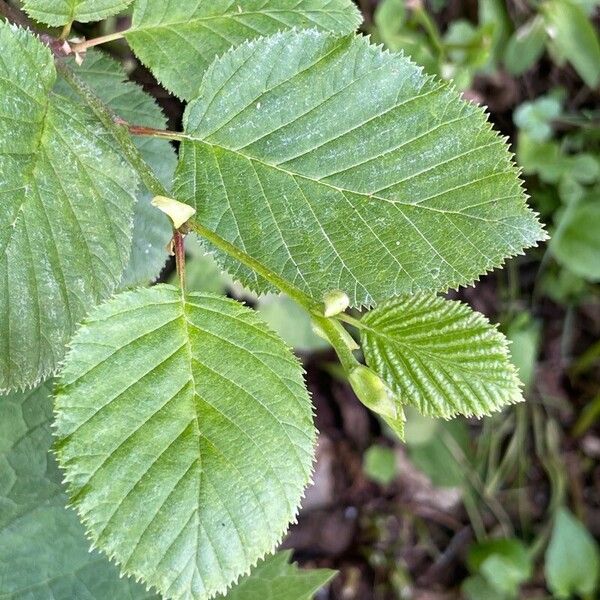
[174,30,545,308]
[0,384,155,599]
[54,284,316,600]
[217,551,335,600]
[55,50,176,287]
[361,295,523,418]
[125,0,362,99]
[23,0,134,26]
[0,24,137,392]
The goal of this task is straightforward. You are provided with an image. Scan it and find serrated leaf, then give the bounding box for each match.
[360,295,523,418]
[216,551,335,600]
[54,49,176,288]
[22,0,134,26]
[0,23,137,393]
[174,30,545,308]
[125,0,362,100]
[0,384,156,599]
[54,284,316,600]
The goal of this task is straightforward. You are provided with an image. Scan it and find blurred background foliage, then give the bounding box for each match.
[13,0,600,597]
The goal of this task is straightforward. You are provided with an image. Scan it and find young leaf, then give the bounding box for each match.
[174,30,545,308]
[216,551,335,600]
[0,384,156,599]
[545,508,600,598]
[54,285,316,600]
[23,0,134,26]
[0,23,138,393]
[360,295,523,418]
[125,0,363,100]
[54,50,177,288]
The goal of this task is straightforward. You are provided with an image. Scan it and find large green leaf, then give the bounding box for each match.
[54,284,316,600]
[125,0,362,100]
[0,384,155,599]
[174,30,545,308]
[0,23,137,393]
[54,50,176,287]
[22,0,134,26]
[360,295,523,418]
[217,551,335,600]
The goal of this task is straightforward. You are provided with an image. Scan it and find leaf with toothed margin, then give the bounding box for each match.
[53,284,316,600]
[0,383,157,599]
[54,49,176,288]
[173,30,546,309]
[216,551,336,600]
[360,294,524,419]
[124,0,363,100]
[0,23,138,393]
[22,0,134,26]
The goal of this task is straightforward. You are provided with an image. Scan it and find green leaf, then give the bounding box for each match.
[0,384,156,599]
[545,508,600,598]
[54,49,176,288]
[0,23,137,393]
[23,0,134,26]
[360,295,523,418]
[258,295,329,352]
[174,30,545,308]
[552,196,600,281]
[543,0,600,88]
[54,284,316,600]
[504,16,547,76]
[468,538,533,597]
[217,551,335,600]
[363,445,397,486]
[125,0,362,100]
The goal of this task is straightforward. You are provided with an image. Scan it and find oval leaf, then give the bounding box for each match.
[174,30,546,308]
[361,294,524,418]
[125,0,362,100]
[0,384,156,599]
[0,23,137,392]
[54,284,316,600]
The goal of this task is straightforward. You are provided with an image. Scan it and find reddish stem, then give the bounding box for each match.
[173,230,186,292]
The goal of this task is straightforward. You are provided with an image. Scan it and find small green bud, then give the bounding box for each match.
[323,290,350,317]
[349,365,398,420]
